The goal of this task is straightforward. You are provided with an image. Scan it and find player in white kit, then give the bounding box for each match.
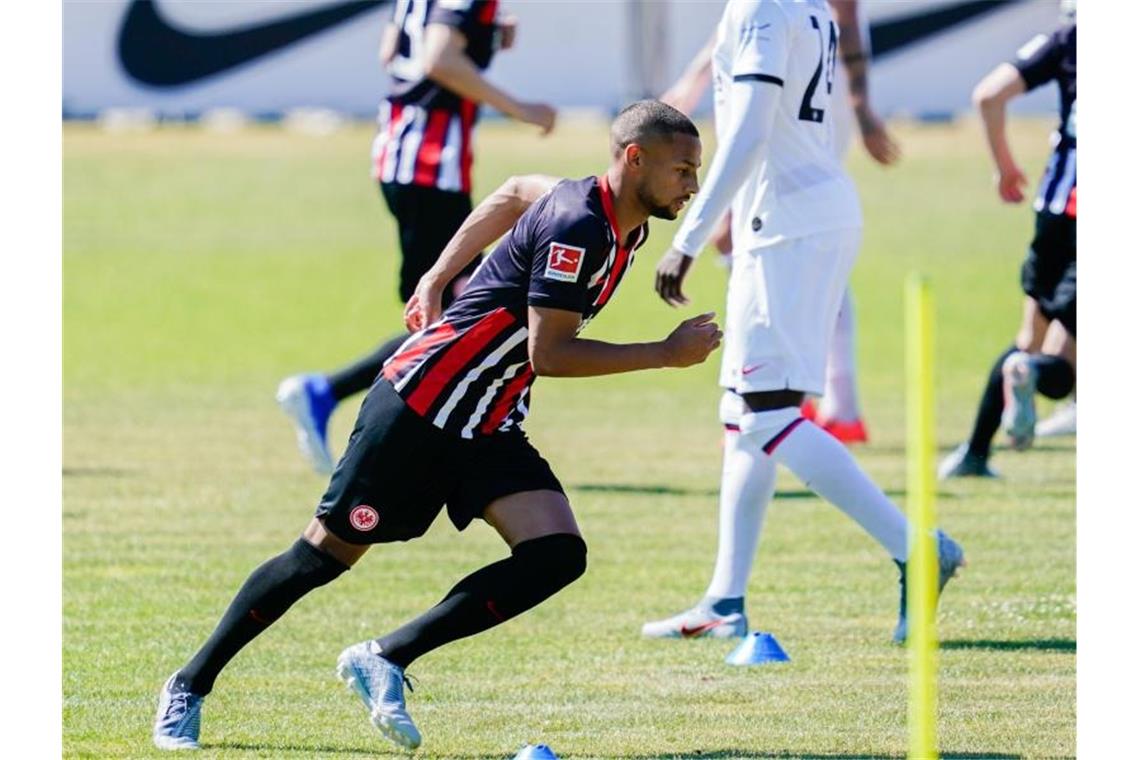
[643,0,964,643]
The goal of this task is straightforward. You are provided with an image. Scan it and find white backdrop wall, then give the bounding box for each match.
[63,0,1063,118]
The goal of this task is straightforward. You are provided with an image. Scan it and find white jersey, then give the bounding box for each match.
[711,0,861,248]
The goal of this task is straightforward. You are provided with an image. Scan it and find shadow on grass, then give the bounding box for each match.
[206,744,1024,759]
[571,484,927,500]
[63,466,135,478]
[942,638,1075,653]
[572,483,720,497]
[611,752,1021,756]
[616,753,1022,760]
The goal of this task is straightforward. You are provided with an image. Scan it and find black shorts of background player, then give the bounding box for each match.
[153,102,719,752]
[940,20,1076,479]
[276,0,557,475]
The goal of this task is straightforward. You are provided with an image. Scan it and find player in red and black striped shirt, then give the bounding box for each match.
[277,0,557,475]
[154,102,718,752]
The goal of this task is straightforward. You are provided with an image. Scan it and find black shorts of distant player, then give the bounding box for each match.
[1020,210,1076,337]
[316,379,563,544]
[380,183,483,306]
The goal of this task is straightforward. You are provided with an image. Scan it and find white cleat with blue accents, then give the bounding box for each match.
[1001,351,1038,451]
[641,605,748,639]
[336,641,422,751]
[152,674,204,751]
[893,529,966,644]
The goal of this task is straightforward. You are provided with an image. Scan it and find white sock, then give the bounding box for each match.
[819,287,862,422]
[741,409,908,561]
[704,430,778,600]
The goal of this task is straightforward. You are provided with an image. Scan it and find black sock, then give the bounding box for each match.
[1030,355,1075,399]
[967,346,1018,459]
[375,533,587,669]
[179,539,349,695]
[327,333,409,402]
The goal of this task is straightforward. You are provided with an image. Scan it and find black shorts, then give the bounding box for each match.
[315,379,564,544]
[380,182,482,306]
[1021,211,1076,336]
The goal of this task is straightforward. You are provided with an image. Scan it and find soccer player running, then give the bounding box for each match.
[278,0,557,475]
[658,0,899,445]
[153,101,718,752]
[641,0,963,644]
[939,8,1076,479]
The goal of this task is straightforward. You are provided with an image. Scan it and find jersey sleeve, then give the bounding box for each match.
[730,1,793,85]
[526,209,611,316]
[429,0,492,39]
[1012,29,1063,92]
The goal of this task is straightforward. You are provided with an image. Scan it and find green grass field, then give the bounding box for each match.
[63,118,1074,759]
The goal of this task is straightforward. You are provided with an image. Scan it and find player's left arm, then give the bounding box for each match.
[404,175,561,331]
[528,307,721,377]
[829,0,899,165]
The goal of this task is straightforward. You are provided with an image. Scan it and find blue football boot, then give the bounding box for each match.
[276,373,336,474]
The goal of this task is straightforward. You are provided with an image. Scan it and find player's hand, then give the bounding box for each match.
[518,102,557,136]
[496,14,518,50]
[997,165,1028,203]
[655,248,695,307]
[662,312,722,368]
[404,276,445,332]
[856,108,900,166]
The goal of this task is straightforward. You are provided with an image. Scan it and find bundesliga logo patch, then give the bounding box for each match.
[349,505,379,532]
[543,242,585,283]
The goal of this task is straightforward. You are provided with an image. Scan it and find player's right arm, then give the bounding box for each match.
[972,63,1027,203]
[405,174,561,331]
[422,23,555,134]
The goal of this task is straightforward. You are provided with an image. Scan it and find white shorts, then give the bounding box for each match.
[720,227,861,395]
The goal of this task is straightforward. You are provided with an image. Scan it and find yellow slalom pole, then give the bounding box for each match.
[905,274,938,760]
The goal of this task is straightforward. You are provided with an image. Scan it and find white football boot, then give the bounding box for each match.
[641,603,748,639]
[336,642,422,750]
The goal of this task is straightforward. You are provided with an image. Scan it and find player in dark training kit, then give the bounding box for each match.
[153,101,716,752]
[941,11,1076,479]
[277,0,557,475]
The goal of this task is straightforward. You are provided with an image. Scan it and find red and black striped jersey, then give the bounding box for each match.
[1013,23,1076,218]
[382,175,649,438]
[372,0,500,194]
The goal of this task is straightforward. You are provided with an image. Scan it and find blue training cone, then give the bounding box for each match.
[725,631,790,665]
[513,744,560,760]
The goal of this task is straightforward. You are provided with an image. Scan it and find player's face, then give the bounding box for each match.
[634,134,702,220]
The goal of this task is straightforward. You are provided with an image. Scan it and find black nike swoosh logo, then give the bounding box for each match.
[870,0,1026,59]
[117,0,388,87]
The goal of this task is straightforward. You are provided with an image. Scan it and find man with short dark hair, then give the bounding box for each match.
[153,101,718,752]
